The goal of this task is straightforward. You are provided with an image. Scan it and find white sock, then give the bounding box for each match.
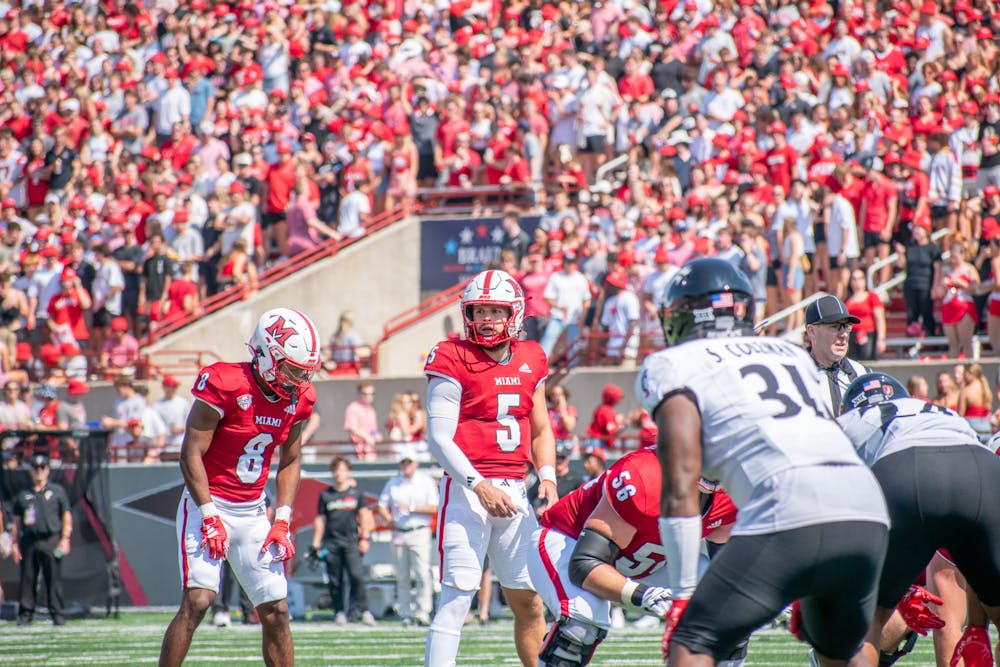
[424,585,475,667]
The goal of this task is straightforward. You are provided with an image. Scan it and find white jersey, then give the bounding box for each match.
[637,335,888,535]
[837,397,986,467]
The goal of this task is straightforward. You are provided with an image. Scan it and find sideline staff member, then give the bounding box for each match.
[11,454,72,626]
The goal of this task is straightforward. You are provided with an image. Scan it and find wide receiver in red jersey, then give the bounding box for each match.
[423,269,558,667]
[158,308,321,667]
[527,446,738,667]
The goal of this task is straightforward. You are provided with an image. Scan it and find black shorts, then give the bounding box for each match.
[261,211,284,229]
[830,254,856,270]
[417,153,438,181]
[580,135,606,154]
[891,223,913,248]
[671,520,887,662]
[813,222,827,244]
[872,445,1000,607]
[802,252,814,275]
[766,262,779,287]
[92,308,113,328]
[930,204,951,220]
[863,231,889,248]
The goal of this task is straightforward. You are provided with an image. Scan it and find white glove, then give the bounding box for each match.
[640,585,674,616]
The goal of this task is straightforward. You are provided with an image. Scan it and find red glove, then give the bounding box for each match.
[661,599,689,662]
[200,515,229,561]
[950,625,994,667]
[788,600,804,641]
[261,519,295,561]
[897,585,945,636]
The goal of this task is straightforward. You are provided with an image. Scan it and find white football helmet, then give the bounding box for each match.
[461,270,525,347]
[248,308,321,400]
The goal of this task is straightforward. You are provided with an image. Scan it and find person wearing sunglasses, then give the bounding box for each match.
[804,294,869,415]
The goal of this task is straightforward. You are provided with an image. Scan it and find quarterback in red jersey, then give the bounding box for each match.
[423,269,558,667]
[159,308,321,667]
[527,447,737,667]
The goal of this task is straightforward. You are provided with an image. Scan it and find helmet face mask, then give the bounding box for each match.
[248,308,321,400]
[462,270,525,348]
[661,258,755,346]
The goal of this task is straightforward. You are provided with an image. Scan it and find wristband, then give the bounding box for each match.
[621,579,648,607]
[538,465,557,484]
[275,505,292,523]
[198,502,219,519]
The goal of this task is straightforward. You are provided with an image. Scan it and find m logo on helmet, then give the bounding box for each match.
[265,317,297,345]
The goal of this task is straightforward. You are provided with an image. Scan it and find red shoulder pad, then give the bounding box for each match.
[424,340,462,384]
[191,364,233,416]
[604,449,660,527]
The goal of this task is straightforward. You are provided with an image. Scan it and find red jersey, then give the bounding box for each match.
[860,173,897,233]
[541,448,737,579]
[424,339,548,479]
[192,361,316,503]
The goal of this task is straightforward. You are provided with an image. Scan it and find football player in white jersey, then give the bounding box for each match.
[838,373,1000,667]
[637,258,890,667]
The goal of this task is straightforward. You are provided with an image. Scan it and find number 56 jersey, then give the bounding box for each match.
[192,362,316,503]
[424,339,548,480]
[637,336,888,536]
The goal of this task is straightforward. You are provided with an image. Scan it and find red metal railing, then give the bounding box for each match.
[370,278,473,373]
[143,204,413,346]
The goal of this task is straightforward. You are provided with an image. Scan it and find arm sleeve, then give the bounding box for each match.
[426,376,485,490]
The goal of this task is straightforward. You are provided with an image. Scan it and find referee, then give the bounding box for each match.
[11,454,72,626]
[804,295,868,415]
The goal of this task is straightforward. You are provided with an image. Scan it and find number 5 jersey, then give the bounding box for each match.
[637,336,888,536]
[192,362,316,503]
[424,338,548,480]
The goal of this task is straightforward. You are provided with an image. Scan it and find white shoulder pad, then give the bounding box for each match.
[636,350,688,415]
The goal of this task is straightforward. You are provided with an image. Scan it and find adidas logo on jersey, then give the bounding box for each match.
[237,394,252,411]
[284,403,297,414]
[494,377,522,386]
[518,363,531,373]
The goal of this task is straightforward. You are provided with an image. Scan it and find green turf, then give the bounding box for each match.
[0,611,942,666]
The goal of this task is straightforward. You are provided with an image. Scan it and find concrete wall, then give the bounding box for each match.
[372,307,463,377]
[145,216,423,363]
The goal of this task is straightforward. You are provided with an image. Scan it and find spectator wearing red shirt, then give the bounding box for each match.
[732,0,766,66]
[585,383,624,450]
[617,56,654,102]
[765,121,798,194]
[859,159,899,284]
[434,98,472,169]
[262,141,297,259]
[47,267,91,348]
[845,269,887,360]
[898,151,932,243]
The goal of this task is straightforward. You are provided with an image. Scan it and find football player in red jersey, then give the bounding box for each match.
[527,445,738,667]
[159,308,321,667]
[423,270,558,667]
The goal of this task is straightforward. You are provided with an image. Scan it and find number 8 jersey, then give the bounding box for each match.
[424,339,548,480]
[192,362,316,503]
[637,336,884,535]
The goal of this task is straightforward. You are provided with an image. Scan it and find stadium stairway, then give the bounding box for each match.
[143,212,426,376]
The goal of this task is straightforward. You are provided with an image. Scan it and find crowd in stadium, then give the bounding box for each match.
[0,0,996,428]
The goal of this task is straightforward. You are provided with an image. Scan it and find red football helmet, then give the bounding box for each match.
[461,270,525,347]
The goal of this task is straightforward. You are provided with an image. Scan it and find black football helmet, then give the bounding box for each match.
[842,372,909,412]
[661,258,755,346]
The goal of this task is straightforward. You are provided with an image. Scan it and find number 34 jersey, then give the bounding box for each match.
[424,339,548,480]
[192,362,316,503]
[637,336,888,536]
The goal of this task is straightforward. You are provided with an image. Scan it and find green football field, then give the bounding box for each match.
[0,611,944,666]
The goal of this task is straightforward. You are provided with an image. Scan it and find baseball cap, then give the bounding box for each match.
[35,384,57,400]
[584,445,607,463]
[111,316,129,332]
[30,453,49,469]
[162,375,180,387]
[805,295,861,326]
[556,442,573,458]
[127,418,142,429]
[66,379,90,395]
